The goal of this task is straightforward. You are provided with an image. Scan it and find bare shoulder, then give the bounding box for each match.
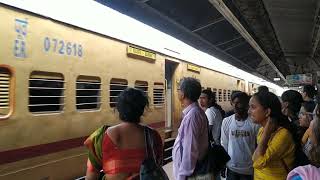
[106,125,121,143]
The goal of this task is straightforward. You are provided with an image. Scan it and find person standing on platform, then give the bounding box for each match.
[221,92,259,180]
[172,77,208,180]
[250,91,296,180]
[199,89,223,144]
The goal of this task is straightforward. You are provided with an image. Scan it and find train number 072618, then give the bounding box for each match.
[43,37,83,57]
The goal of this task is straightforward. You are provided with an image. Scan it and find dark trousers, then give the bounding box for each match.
[226,168,253,180]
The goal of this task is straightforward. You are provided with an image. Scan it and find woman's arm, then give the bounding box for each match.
[253,118,277,161]
[85,158,100,180]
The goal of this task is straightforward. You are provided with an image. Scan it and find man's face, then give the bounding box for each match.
[232,97,248,116]
[199,94,209,108]
[178,89,184,103]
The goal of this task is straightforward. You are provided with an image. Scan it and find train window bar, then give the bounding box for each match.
[0,68,10,118]
[218,89,222,102]
[223,89,227,102]
[134,80,148,96]
[76,76,102,111]
[153,82,164,108]
[227,90,232,101]
[29,71,65,114]
[109,78,128,108]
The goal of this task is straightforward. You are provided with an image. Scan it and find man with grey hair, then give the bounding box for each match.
[172,77,209,180]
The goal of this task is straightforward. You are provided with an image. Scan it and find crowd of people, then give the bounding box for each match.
[84,77,320,180]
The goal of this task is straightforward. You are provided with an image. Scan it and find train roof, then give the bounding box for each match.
[0,0,285,95]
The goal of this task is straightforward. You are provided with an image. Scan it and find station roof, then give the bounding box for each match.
[96,0,320,86]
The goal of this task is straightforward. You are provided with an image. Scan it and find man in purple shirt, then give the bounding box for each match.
[172,77,209,180]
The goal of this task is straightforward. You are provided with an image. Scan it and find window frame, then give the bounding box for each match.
[153,82,165,108]
[28,71,65,115]
[109,78,128,108]
[0,65,14,120]
[76,75,102,111]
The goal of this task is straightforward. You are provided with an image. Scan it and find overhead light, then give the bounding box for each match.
[274,78,281,81]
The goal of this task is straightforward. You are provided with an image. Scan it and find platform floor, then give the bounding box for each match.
[163,162,226,180]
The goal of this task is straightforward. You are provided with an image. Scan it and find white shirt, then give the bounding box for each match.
[220,114,260,175]
[205,106,223,143]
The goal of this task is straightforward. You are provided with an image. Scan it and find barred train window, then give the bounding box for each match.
[110,78,128,107]
[134,81,148,95]
[76,76,101,110]
[212,88,217,101]
[153,82,164,107]
[29,72,65,113]
[227,90,231,101]
[223,89,227,102]
[0,68,11,117]
[218,89,222,102]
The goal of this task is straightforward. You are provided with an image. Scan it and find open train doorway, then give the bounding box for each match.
[165,60,178,138]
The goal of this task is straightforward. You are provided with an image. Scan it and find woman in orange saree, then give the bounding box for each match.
[84,88,163,180]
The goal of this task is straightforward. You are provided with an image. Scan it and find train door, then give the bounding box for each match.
[165,60,178,134]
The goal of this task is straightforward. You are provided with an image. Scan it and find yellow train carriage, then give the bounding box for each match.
[0,3,257,180]
[0,4,166,180]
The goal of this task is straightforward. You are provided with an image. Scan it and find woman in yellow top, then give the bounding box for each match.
[249,91,297,180]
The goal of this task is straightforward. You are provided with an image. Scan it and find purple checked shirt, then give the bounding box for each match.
[172,102,209,180]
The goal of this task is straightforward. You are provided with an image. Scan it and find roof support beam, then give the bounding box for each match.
[208,0,287,83]
[310,3,320,58]
[215,36,242,47]
[192,17,225,32]
[224,41,246,51]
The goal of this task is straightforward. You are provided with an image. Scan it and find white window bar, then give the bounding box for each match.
[29,75,65,113]
[109,79,128,107]
[76,78,101,110]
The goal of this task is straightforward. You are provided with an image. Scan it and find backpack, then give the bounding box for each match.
[140,127,169,180]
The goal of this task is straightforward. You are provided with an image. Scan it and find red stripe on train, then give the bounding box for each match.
[0,121,165,165]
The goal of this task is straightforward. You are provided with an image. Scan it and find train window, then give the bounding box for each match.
[206,87,212,91]
[153,82,164,107]
[218,89,222,102]
[212,88,217,100]
[109,78,128,107]
[223,89,227,102]
[29,72,65,113]
[0,67,12,118]
[227,90,231,101]
[135,81,148,95]
[76,76,101,110]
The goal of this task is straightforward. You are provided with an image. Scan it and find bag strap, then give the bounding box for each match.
[144,126,157,162]
[144,126,149,158]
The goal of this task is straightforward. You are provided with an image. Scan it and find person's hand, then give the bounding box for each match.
[264,116,277,135]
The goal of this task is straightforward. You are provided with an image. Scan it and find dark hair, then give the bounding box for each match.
[302,101,316,113]
[258,86,269,93]
[253,91,300,145]
[116,87,149,123]
[230,90,242,101]
[281,90,303,120]
[310,114,320,167]
[202,89,225,117]
[179,77,201,102]
[201,89,214,107]
[303,85,317,98]
[231,92,250,105]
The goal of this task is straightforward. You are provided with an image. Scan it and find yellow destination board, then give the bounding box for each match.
[187,64,201,73]
[127,46,156,61]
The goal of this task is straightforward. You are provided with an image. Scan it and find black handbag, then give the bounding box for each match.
[208,140,230,174]
[185,123,230,179]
